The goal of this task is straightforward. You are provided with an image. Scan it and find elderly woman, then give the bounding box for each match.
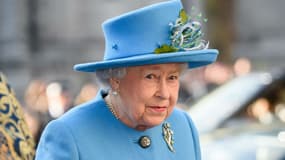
[35,0,218,159]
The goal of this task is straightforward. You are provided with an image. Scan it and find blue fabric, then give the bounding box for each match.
[74,0,218,72]
[36,91,201,159]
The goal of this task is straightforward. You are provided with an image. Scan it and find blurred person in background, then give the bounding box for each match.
[35,0,218,159]
[233,57,252,76]
[178,61,234,107]
[24,80,74,145]
[24,80,49,114]
[74,83,99,105]
[23,79,50,145]
[46,81,73,118]
[0,72,35,160]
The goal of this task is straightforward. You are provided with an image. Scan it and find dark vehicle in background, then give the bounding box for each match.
[187,69,285,160]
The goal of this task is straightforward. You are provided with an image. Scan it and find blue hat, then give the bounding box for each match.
[74,0,219,72]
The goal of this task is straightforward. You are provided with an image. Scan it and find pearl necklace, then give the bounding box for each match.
[105,95,120,120]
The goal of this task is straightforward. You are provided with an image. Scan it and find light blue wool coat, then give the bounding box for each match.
[36,91,201,160]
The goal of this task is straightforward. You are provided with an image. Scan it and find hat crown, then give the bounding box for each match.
[102,0,182,60]
[74,0,218,72]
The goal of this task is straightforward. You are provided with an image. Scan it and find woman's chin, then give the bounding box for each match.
[142,116,167,129]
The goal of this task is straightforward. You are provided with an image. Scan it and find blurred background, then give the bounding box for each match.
[0,0,284,159]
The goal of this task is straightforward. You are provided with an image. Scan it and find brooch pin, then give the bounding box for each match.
[163,122,175,152]
[155,9,209,54]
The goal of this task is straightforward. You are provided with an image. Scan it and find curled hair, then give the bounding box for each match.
[95,68,126,90]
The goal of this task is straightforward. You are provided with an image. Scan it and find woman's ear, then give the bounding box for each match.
[109,78,120,91]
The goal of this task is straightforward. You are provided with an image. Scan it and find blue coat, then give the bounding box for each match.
[36,91,201,160]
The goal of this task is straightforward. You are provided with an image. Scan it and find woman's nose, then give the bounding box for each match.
[155,79,170,99]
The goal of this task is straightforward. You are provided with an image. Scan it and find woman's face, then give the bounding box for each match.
[114,63,183,130]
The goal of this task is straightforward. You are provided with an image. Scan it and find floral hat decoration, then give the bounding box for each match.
[74,0,218,72]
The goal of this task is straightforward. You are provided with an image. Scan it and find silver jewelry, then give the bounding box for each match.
[163,122,175,152]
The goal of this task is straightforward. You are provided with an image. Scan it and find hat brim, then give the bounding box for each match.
[74,49,219,72]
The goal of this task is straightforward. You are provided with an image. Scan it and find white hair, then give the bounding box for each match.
[95,67,126,91]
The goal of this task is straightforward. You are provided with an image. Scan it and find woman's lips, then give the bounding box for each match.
[148,106,167,113]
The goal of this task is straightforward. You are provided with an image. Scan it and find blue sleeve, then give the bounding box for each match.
[35,119,79,160]
[183,112,201,160]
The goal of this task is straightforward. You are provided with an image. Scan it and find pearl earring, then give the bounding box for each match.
[112,91,118,96]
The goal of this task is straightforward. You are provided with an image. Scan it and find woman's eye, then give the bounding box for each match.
[145,74,155,79]
[169,75,178,80]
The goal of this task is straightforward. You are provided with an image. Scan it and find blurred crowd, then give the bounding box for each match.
[178,57,251,108]
[22,80,99,145]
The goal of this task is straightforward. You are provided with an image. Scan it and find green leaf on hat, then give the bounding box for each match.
[154,44,178,54]
[180,9,188,24]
